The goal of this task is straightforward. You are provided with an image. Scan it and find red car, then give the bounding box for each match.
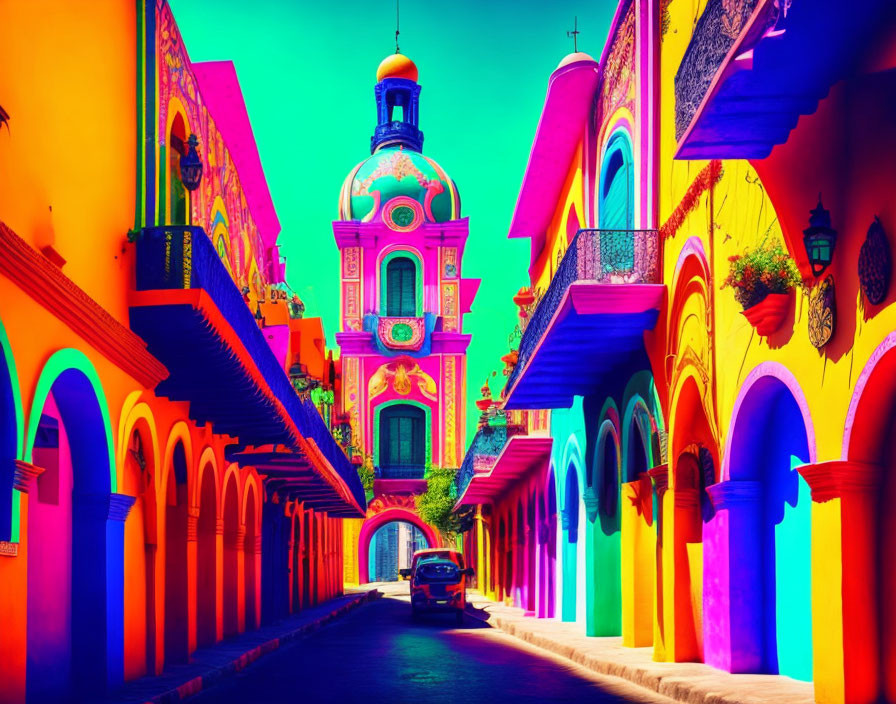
[400,549,473,624]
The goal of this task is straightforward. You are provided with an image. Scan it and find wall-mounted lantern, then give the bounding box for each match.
[803,196,837,277]
[179,134,203,191]
[179,133,203,226]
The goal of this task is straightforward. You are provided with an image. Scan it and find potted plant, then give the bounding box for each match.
[722,242,802,336]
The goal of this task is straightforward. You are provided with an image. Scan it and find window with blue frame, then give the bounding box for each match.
[385,256,417,316]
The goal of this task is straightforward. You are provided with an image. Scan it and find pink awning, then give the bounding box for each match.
[455,436,552,507]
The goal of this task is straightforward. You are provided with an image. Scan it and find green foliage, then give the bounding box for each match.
[721,241,802,309]
[415,466,462,542]
[356,454,375,494]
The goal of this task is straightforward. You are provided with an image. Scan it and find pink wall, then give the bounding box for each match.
[26,393,73,699]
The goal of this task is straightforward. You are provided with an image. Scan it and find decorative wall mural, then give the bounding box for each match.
[808,275,835,349]
[858,216,891,305]
[378,316,426,350]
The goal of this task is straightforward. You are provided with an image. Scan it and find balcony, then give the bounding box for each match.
[129,226,365,516]
[455,426,511,502]
[502,229,664,410]
[455,425,551,509]
[675,0,891,159]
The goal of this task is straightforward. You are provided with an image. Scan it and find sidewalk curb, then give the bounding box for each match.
[464,599,815,704]
[142,589,381,704]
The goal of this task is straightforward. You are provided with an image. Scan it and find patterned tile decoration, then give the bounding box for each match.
[157,1,267,293]
[343,246,361,278]
[377,317,426,351]
[441,282,459,332]
[598,1,636,128]
[441,247,458,279]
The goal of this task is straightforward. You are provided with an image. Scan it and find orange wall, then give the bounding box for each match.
[0,0,137,324]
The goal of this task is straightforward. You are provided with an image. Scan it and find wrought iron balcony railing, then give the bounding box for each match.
[375,465,426,480]
[505,228,659,395]
[456,425,511,498]
[674,0,759,141]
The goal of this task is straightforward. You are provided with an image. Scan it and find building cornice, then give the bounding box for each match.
[0,222,169,388]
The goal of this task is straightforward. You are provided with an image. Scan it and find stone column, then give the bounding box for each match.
[98,492,135,692]
[186,505,200,654]
[235,525,247,633]
[798,460,880,704]
[703,480,762,673]
[648,464,668,662]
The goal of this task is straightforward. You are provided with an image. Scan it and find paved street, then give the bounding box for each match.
[192,588,672,704]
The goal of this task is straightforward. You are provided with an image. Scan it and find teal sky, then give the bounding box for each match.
[170,0,616,448]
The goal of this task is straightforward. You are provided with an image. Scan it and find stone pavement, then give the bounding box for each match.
[96,587,379,704]
[464,592,816,704]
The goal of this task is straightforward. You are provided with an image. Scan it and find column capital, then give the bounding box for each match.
[673,487,699,509]
[583,491,600,523]
[797,460,881,502]
[108,493,136,522]
[706,480,762,511]
[187,513,199,542]
[648,464,669,494]
[14,460,45,493]
[75,492,135,521]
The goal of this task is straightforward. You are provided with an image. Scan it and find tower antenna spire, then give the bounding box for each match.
[567,16,580,53]
[395,0,401,54]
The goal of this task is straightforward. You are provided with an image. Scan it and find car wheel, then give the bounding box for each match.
[455,609,464,626]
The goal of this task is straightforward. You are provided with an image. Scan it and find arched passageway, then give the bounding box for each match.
[26,363,119,702]
[368,519,429,582]
[222,473,240,638]
[721,373,813,680]
[621,402,655,647]
[539,469,557,619]
[561,463,580,623]
[842,339,896,702]
[666,374,716,663]
[164,441,190,665]
[357,508,437,584]
[244,484,258,629]
[195,462,218,648]
[122,425,158,679]
[588,422,622,637]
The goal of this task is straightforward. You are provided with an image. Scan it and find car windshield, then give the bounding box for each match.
[415,559,460,582]
[413,551,464,569]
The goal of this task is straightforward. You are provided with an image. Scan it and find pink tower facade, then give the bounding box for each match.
[335,54,479,582]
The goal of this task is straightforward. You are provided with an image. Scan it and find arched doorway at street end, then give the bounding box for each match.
[357,508,438,585]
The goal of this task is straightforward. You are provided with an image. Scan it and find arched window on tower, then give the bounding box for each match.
[385,256,417,317]
[379,405,426,478]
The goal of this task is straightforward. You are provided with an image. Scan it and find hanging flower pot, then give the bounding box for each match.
[723,241,802,336]
[741,293,791,336]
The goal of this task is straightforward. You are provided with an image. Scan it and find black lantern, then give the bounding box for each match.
[179,134,203,191]
[803,196,837,277]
